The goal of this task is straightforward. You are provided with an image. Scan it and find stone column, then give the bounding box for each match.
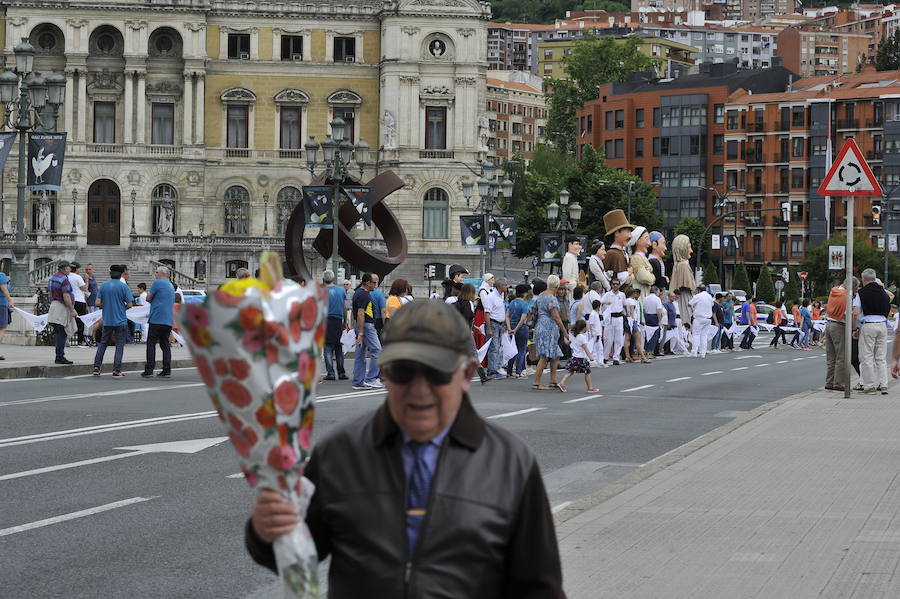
[136,72,146,144]
[183,72,194,146]
[76,69,87,142]
[194,74,205,145]
[63,70,74,137]
[123,71,134,144]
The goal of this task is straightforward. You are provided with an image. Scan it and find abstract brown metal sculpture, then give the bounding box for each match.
[284,170,408,281]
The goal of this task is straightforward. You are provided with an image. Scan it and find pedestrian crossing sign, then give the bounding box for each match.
[817,138,882,197]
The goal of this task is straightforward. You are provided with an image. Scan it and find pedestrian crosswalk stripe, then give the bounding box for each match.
[754,363,769,367]
[701,371,723,376]
[666,377,691,382]
[621,384,654,392]
[563,394,603,404]
[731,367,749,371]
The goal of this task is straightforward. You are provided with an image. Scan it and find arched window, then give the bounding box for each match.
[223,185,250,235]
[226,259,249,278]
[276,186,301,235]
[422,188,449,239]
[327,90,362,143]
[151,183,178,234]
[30,190,57,232]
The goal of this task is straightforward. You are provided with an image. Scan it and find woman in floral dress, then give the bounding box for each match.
[532,275,570,390]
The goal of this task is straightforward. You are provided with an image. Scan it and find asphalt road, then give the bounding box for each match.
[1,338,832,598]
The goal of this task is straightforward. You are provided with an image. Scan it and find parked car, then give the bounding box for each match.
[734,302,794,325]
[179,289,207,304]
[728,289,748,302]
[707,283,723,296]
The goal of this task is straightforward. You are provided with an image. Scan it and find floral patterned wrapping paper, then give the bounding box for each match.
[179,253,325,598]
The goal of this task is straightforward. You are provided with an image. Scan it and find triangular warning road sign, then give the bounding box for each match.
[817,138,883,196]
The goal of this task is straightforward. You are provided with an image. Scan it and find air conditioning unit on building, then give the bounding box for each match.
[345,56,356,62]
[292,54,302,62]
[240,52,250,60]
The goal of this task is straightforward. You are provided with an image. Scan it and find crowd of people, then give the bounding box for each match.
[42,260,178,377]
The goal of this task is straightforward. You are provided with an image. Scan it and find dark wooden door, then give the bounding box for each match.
[87,179,121,245]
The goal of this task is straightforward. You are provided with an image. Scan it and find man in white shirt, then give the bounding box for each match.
[68,262,89,345]
[480,274,509,379]
[643,286,665,356]
[689,284,715,358]
[601,279,626,365]
[561,236,581,300]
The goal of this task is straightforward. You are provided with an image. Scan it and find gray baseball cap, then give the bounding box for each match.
[57,260,71,270]
[378,299,472,372]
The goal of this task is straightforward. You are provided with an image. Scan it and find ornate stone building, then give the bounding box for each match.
[0,0,496,290]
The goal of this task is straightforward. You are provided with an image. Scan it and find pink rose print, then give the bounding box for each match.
[185,304,210,328]
[274,380,299,414]
[267,444,299,471]
[196,355,216,387]
[221,378,252,408]
[299,427,311,451]
[242,328,265,353]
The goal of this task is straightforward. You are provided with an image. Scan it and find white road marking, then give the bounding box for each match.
[731,367,749,371]
[0,497,156,537]
[63,367,197,380]
[734,355,762,360]
[0,437,228,482]
[317,389,386,403]
[666,377,691,382]
[701,371,723,376]
[753,363,769,368]
[563,394,603,404]
[0,383,205,408]
[792,358,805,361]
[621,384,654,392]
[487,407,545,419]
[0,412,218,448]
[0,377,48,384]
[551,501,573,514]
[226,473,244,479]
[777,360,789,364]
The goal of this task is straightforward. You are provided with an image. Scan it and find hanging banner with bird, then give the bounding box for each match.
[0,132,17,172]
[459,215,486,248]
[27,132,66,191]
[300,186,334,228]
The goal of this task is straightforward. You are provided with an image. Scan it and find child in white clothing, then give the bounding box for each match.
[559,320,599,393]
[588,300,606,367]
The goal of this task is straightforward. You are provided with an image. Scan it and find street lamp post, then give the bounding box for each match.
[701,186,742,286]
[545,188,582,272]
[0,38,66,296]
[70,188,77,234]
[305,117,369,275]
[130,189,137,235]
[460,161,513,276]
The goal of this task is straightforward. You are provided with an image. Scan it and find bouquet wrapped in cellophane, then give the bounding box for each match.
[179,252,325,598]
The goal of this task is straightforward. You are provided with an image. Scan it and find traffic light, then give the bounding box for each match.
[781,202,790,222]
[873,204,882,226]
[427,264,436,279]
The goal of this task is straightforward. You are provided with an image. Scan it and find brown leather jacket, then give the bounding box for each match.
[245,394,565,599]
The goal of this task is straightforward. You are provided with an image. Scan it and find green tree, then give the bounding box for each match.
[702,262,719,286]
[783,265,801,302]
[512,144,663,257]
[755,264,776,303]
[673,217,712,266]
[544,34,658,152]
[875,29,900,71]
[800,232,900,295]
[733,263,751,294]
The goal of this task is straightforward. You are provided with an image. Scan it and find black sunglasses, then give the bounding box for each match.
[381,361,458,386]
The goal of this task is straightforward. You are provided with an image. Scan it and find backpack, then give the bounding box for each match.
[766,311,775,325]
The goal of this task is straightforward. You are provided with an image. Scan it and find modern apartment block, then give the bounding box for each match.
[485,74,548,165]
[776,27,869,77]
[576,63,795,239]
[538,35,697,80]
[640,24,779,70]
[722,70,900,271]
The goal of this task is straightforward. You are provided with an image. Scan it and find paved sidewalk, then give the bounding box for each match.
[0,342,194,378]
[558,384,900,598]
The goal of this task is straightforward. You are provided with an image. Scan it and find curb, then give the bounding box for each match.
[553,387,822,525]
[0,358,196,380]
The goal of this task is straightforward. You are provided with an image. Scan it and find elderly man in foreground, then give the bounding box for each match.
[246,299,565,598]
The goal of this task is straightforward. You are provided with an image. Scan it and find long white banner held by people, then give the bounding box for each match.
[15,304,150,332]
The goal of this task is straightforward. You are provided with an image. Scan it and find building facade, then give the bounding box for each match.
[537,35,697,80]
[576,64,794,235]
[485,73,547,165]
[776,27,869,77]
[0,0,501,291]
[641,24,779,71]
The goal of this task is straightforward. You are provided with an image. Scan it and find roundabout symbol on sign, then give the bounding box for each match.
[838,162,861,188]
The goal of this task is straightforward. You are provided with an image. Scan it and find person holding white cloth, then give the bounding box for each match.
[856,269,891,394]
[689,284,715,359]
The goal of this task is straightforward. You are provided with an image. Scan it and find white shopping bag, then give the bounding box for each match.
[501,333,518,364]
[476,337,492,363]
[340,329,356,355]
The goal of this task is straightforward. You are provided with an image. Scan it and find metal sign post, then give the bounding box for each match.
[817,138,882,399]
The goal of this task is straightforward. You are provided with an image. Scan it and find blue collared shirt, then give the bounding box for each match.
[326,284,345,319]
[400,424,452,554]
